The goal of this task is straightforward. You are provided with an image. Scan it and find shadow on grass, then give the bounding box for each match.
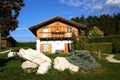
[0,58,12,72]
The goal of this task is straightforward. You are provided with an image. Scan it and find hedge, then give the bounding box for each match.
[88,35,120,43]
[112,40,120,53]
[89,42,112,53]
[16,42,36,48]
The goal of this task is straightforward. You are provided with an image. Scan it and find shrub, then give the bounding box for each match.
[71,31,89,51]
[67,50,101,71]
[88,26,104,38]
[112,40,120,53]
[88,35,120,43]
[89,42,112,53]
[16,42,36,47]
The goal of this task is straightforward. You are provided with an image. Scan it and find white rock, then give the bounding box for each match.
[18,48,52,65]
[21,61,38,70]
[27,48,52,63]
[21,61,38,73]
[32,58,46,65]
[8,52,18,58]
[36,62,51,74]
[18,48,27,58]
[54,57,79,72]
[54,57,66,71]
[69,63,79,72]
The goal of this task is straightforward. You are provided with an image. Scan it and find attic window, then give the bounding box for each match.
[43,28,48,32]
[67,28,72,32]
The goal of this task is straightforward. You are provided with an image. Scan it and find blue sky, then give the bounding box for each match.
[10,0,120,42]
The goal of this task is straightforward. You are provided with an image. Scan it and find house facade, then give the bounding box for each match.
[29,16,86,54]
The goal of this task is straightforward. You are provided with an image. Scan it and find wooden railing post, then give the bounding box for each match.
[98,49,101,60]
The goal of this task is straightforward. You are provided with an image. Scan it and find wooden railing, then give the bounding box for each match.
[39,32,72,39]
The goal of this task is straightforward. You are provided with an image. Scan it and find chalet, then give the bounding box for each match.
[1,35,17,48]
[29,16,86,54]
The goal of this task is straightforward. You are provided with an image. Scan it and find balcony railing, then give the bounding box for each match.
[39,32,72,39]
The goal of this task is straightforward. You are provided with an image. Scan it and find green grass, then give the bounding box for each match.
[90,42,112,53]
[0,53,120,80]
[1,47,10,52]
[113,54,120,60]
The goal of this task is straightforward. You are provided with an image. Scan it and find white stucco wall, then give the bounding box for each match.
[36,40,72,53]
[36,40,40,52]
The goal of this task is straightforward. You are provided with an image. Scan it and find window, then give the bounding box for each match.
[43,28,48,32]
[43,44,49,52]
[67,28,72,32]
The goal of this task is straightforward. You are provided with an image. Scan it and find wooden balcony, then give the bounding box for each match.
[39,32,72,40]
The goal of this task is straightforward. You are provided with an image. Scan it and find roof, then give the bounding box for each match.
[29,16,87,36]
[2,35,17,43]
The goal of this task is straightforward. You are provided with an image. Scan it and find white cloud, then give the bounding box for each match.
[16,28,28,30]
[105,0,120,8]
[59,0,81,7]
[92,5,103,10]
[59,0,120,16]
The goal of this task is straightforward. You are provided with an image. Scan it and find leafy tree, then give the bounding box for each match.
[88,26,104,38]
[0,0,24,52]
[71,32,78,51]
[71,30,89,51]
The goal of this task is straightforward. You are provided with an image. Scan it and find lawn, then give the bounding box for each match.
[90,42,112,53]
[0,52,120,80]
[113,54,120,60]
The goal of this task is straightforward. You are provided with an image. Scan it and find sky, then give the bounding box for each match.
[10,0,120,42]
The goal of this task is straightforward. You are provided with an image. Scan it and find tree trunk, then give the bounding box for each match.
[0,26,1,54]
[0,33,1,54]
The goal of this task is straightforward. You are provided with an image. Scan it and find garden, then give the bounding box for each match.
[0,51,120,80]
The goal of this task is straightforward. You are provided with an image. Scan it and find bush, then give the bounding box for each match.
[16,42,36,48]
[71,31,89,50]
[89,42,112,53]
[67,50,101,71]
[88,35,120,43]
[112,40,120,53]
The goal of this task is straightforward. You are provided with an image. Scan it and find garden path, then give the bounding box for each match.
[0,50,10,54]
[106,54,120,63]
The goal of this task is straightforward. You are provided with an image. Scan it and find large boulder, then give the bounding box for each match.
[21,61,38,73]
[18,48,52,65]
[26,49,52,63]
[54,57,79,72]
[18,48,52,74]
[36,62,51,74]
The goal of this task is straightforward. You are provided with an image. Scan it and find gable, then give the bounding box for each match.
[37,21,79,32]
[29,16,86,36]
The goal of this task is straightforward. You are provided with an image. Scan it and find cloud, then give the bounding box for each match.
[59,0,81,7]
[105,0,120,8]
[92,5,103,10]
[16,28,28,30]
[59,0,120,17]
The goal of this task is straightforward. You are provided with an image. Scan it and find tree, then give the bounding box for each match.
[0,0,24,53]
[71,30,89,51]
[79,15,86,24]
[71,32,78,51]
[88,26,104,38]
